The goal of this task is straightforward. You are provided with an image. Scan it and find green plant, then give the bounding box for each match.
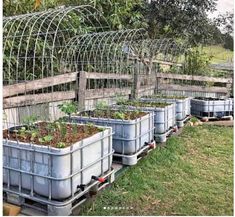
[58,101,78,121]
[60,123,67,138]
[86,122,94,128]
[183,48,213,76]
[113,111,125,120]
[30,129,39,141]
[84,122,94,134]
[95,101,109,110]
[19,127,27,139]
[22,115,38,130]
[95,101,109,117]
[97,127,105,132]
[56,142,66,149]
[39,135,53,144]
[190,116,199,123]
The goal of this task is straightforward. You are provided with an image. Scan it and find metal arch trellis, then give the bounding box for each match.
[61,28,148,73]
[3,5,110,85]
[60,30,188,79]
[61,29,149,94]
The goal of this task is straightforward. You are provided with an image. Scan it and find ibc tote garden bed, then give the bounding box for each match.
[114,100,177,143]
[3,120,114,216]
[140,94,191,127]
[70,106,156,166]
[191,97,233,121]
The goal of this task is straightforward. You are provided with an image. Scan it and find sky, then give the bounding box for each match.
[208,0,234,18]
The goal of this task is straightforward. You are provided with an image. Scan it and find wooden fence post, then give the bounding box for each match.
[131,59,140,99]
[76,71,87,110]
[154,63,160,94]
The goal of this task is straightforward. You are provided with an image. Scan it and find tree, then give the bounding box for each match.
[214,12,233,35]
[214,12,234,51]
[143,0,218,44]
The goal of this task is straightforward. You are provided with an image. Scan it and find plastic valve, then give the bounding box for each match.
[91,175,106,183]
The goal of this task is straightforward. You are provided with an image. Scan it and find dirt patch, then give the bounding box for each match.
[144,95,188,100]
[78,110,147,120]
[117,101,170,108]
[204,120,234,127]
[3,122,102,148]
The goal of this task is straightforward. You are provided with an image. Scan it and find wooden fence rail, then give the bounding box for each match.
[3,70,233,109]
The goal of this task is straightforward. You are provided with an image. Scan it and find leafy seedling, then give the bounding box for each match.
[58,101,78,121]
[39,135,53,144]
[56,142,66,148]
[113,111,125,120]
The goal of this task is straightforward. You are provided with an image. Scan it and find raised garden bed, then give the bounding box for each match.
[191,97,234,119]
[70,109,155,157]
[141,95,191,121]
[114,100,176,142]
[3,121,113,200]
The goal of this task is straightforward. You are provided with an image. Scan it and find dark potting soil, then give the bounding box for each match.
[144,95,188,100]
[3,122,103,148]
[117,101,170,108]
[194,97,225,101]
[78,110,147,120]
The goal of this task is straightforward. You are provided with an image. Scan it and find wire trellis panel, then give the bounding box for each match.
[3,5,110,85]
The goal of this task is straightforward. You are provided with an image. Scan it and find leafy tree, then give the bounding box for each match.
[143,0,218,44]
[214,12,233,35]
[214,12,234,51]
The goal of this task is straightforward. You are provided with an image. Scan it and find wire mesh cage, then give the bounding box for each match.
[3,5,110,128]
[3,5,110,84]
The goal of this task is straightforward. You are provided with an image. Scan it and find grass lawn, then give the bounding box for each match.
[77,125,233,216]
[203,45,233,64]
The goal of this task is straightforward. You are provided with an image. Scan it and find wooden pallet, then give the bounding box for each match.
[3,203,21,216]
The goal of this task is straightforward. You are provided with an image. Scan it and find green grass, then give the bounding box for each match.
[203,45,234,64]
[77,125,233,216]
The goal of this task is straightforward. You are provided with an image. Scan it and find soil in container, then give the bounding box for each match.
[117,100,171,108]
[143,95,188,100]
[3,122,104,148]
[194,97,226,101]
[78,110,147,120]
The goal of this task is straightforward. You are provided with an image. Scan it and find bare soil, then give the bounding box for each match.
[204,120,234,127]
[145,95,188,100]
[79,110,147,120]
[3,122,102,148]
[117,101,170,108]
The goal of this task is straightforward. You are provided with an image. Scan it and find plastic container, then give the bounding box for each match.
[113,104,176,134]
[141,97,191,121]
[191,97,234,118]
[70,112,154,155]
[3,124,113,200]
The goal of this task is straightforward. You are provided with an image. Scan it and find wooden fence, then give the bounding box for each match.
[3,69,233,110]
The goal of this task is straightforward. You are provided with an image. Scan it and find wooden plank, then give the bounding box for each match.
[138,85,155,93]
[3,203,21,216]
[3,91,75,109]
[151,59,182,67]
[85,72,132,80]
[86,88,131,100]
[3,72,78,98]
[77,71,87,110]
[158,84,228,93]
[156,72,232,83]
[210,63,234,71]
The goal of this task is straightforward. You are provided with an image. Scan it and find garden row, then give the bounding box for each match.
[3,95,233,215]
